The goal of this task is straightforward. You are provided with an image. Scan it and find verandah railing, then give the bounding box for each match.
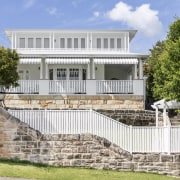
[49,80,86,94]
[3,80,39,94]
[96,80,133,94]
[1,80,134,94]
[8,109,180,153]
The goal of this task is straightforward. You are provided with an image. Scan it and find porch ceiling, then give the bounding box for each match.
[94,58,138,64]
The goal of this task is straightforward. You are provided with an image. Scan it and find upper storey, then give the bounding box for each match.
[5,29,137,55]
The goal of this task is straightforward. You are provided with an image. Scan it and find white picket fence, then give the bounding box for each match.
[96,80,133,94]
[8,109,180,153]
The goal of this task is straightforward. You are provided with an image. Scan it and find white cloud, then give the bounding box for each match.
[107,1,163,37]
[93,11,100,18]
[47,7,57,16]
[23,0,36,9]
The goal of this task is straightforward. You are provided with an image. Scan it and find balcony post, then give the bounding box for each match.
[87,63,90,79]
[92,60,95,79]
[45,63,48,79]
[139,59,143,79]
[134,64,138,79]
[39,80,49,95]
[40,59,43,79]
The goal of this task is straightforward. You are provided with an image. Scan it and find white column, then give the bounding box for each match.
[45,63,48,79]
[155,107,159,127]
[79,68,82,80]
[92,60,95,79]
[87,63,90,79]
[127,32,129,52]
[139,59,143,79]
[40,60,43,79]
[15,33,17,49]
[52,32,55,49]
[91,33,92,49]
[49,33,51,49]
[124,33,126,52]
[134,64,138,79]
[87,33,89,49]
[163,107,167,127]
[11,32,14,49]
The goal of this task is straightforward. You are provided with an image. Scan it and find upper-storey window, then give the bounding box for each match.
[110,38,114,49]
[104,38,108,49]
[60,38,65,48]
[97,38,101,49]
[19,38,25,48]
[81,38,85,48]
[117,38,121,49]
[74,38,78,49]
[44,38,50,48]
[36,38,41,48]
[67,38,72,48]
[28,38,33,48]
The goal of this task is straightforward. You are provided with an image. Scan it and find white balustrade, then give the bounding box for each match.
[96,80,133,94]
[5,80,39,94]
[8,109,180,153]
[49,80,86,94]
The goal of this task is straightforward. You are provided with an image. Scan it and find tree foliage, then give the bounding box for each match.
[0,47,19,89]
[147,18,180,102]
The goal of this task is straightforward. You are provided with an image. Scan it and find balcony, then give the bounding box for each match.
[16,48,129,56]
[0,80,144,96]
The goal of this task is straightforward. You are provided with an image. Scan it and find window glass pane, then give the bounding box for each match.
[36,38,41,48]
[117,38,121,49]
[97,38,101,49]
[104,38,108,49]
[20,38,25,48]
[69,68,79,80]
[110,38,114,49]
[60,38,65,48]
[81,38,85,48]
[74,38,78,48]
[67,38,72,48]
[57,68,67,80]
[28,38,33,48]
[44,38,50,48]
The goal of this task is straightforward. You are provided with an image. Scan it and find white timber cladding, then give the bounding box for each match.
[45,58,90,64]
[9,30,134,51]
[19,58,41,64]
[94,58,138,64]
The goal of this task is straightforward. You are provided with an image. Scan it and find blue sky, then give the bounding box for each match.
[0,0,179,53]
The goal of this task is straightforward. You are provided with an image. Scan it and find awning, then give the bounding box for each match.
[19,58,41,64]
[94,58,138,64]
[46,58,90,64]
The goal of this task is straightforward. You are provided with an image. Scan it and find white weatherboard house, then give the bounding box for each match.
[4,29,148,99]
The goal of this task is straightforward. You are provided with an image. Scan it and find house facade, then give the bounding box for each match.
[3,29,148,110]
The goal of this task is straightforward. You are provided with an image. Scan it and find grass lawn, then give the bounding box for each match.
[0,160,178,180]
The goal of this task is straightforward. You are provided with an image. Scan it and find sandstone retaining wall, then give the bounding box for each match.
[4,94,144,110]
[97,109,163,126]
[0,107,179,177]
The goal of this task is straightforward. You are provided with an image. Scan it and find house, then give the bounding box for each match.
[3,29,148,110]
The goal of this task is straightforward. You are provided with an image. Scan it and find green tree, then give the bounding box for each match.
[0,47,19,90]
[147,17,180,102]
